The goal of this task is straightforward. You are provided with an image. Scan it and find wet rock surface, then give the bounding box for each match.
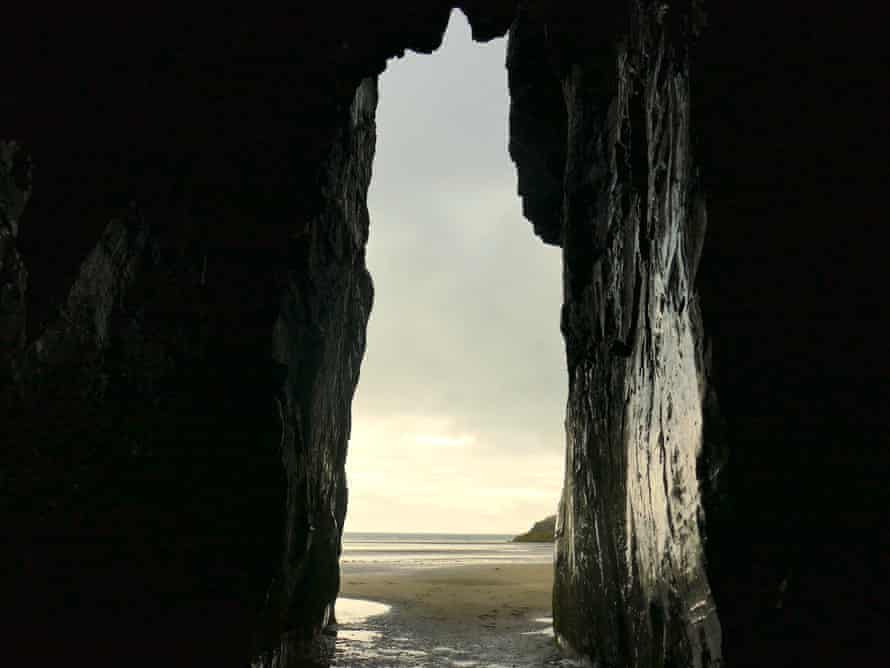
[509,3,723,666]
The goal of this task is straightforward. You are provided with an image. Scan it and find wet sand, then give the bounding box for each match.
[339,563,553,632]
[330,563,564,666]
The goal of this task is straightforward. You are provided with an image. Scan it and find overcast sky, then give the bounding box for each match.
[345,11,567,535]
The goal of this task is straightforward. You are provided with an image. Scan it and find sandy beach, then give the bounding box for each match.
[311,534,565,666]
[340,562,554,631]
[329,562,562,666]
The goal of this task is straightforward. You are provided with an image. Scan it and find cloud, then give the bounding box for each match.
[346,10,566,534]
[414,434,475,447]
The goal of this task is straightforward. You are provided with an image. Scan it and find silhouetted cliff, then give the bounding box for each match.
[513,515,556,542]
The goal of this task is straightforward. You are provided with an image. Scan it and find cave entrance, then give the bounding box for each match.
[335,9,567,663]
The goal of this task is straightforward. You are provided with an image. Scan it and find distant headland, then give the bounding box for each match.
[511,515,556,542]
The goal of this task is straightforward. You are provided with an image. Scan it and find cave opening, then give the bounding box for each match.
[335,9,567,661]
[5,5,888,667]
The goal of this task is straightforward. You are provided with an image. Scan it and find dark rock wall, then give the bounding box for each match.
[0,142,30,377]
[693,3,890,665]
[266,77,377,663]
[2,47,382,668]
[506,7,566,246]
[0,142,31,376]
[510,3,722,665]
[3,173,288,665]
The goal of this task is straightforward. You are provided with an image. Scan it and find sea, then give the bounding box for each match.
[340,532,554,573]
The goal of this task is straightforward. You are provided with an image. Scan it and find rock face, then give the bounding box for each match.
[0,142,30,378]
[4,2,887,667]
[4,179,288,665]
[266,76,377,662]
[3,82,379,667]
[509,4,723,665]
[691,5,890,666]
[512,515,557,542]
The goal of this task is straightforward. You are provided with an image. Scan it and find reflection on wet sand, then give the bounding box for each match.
[288,536,574,666]
[328,595,560,667]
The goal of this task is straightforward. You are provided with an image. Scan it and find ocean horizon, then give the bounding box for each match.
[340,531,553,574]
[343,531,515,541]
